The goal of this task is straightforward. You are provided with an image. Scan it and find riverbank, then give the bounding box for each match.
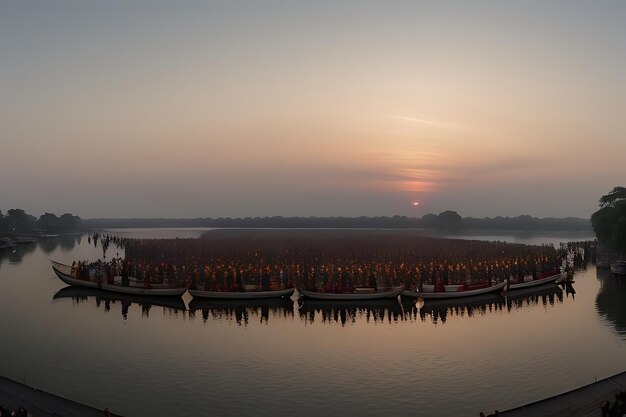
[496,370,626,416]
[0,375,119,416]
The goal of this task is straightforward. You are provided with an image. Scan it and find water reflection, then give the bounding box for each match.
[52,283,571,326]
[59,234,82,252]
[506,285,564,311]
[0,243,37,265]
[0,235,84,269]
[595,269,626,336]
[400,284,563,325]
[564,280,576,299]
[188,298,294,325]
[298,299,405,326]
[53,286,186,319]
[405,294,506,324]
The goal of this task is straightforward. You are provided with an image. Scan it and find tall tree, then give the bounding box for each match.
[592,187,626,250]
[437,211,464,232]
[5,209,37,233]
[599,186,626,208]
[59,213,81,231]
[38,212,60,232]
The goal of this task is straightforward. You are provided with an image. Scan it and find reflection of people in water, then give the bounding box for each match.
[190,302,294,326]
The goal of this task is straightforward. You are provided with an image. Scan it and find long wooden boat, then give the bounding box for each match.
[100,282,187,296]
[508,272,564,291]
[188,286,295,300]
[300,285,404,300]
[50,260,187,296]
[402,281,507,299]
[51,260,99,288]
[610,261,626,275]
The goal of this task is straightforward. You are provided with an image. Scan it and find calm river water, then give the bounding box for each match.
[1,229,625,417]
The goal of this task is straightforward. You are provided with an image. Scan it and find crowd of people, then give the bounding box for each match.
[0,405,28,417]
[601,390,626,417]
[71,231,572,293]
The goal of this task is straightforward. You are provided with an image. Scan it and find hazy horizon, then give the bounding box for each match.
[2,1,624,219]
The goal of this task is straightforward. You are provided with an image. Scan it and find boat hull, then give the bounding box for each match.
[100,283,187,296]
[300,286,404,300]
[402,281,507,299]
[52,266,100,288]
[188,287,295,300]
[508,273,564,290]
[51,261,186,296]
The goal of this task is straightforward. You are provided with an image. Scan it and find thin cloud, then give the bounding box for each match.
[391,115,469,130]
[393,115,446,127]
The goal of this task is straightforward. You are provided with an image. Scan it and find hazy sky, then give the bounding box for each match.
[1,1,625,219]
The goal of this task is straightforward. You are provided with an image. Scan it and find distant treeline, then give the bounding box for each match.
[83,211,591,232]
[0,209,82,234]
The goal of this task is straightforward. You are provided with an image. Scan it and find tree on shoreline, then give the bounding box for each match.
[0,209,81,234]
[592,186,626,250]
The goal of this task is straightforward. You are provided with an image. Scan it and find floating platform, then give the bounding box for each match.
[497,370,626,416]
[0,375,120,417]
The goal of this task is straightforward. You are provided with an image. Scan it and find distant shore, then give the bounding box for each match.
[82,215,592,232]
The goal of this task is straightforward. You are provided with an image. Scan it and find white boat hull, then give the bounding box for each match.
[188,287,295,299]
[402,281,507,299]
[508,273,564,290]
[300,286,404,300]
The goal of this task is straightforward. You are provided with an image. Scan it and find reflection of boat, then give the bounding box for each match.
[506,284,564,310]
[189,297,294,312]
[51,260,187,296]
[611,261,626,275]
[410,293,506,324]
[411,284,565,324]
[298,299,404,324]
[300,286,404,300]
[300,298,402,311]
[53,286,187,311]
[13,236,38,244]
[189,297,294,324]
[402,282,506,299]
[507,283,563,300]
[508,272,565,290]
[0,238,17,249]
[418,293,505,310]
[188,287,295,300]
